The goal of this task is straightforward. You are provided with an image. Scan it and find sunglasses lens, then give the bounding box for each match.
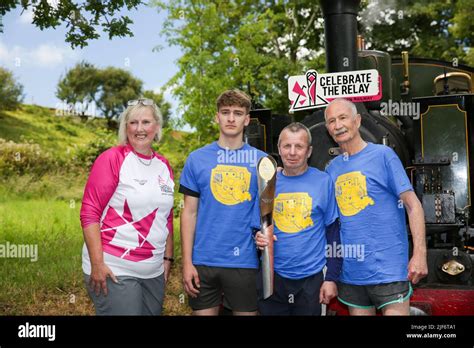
[128,99,154,106]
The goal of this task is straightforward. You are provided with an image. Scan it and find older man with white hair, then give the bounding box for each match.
[324,98,428,316]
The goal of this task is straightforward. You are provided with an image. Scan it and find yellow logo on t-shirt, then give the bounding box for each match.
[273,192,313,233]
[335,171,374,216]
[210,165,252,205]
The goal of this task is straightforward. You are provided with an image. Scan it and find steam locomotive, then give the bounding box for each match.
[246,0,474,315]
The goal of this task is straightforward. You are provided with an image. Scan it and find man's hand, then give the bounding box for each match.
[408,253,428,284]
[255,231,277,250]
[89,262,118,296]
[319,281,337,304]
[400,190,428,285]
[182,262,200,298]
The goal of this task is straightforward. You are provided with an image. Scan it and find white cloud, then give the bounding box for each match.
[0,41,79,68]
[18,8,35,24]
[18,1,59,25]
[0,42,24,66]
[32,44,75,66]
[46,0,60,10]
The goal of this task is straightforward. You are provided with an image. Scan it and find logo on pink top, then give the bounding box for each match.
[158,175,173,195]
[101,200,158,261]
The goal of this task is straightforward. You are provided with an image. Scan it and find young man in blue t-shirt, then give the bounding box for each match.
[324,98,428,315]
[179,89,266,315]
[255,123,342,315]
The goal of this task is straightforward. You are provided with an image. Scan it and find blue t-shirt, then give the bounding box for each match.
[325,142,413,285]
[179,141,266,269]
[273,167,338,279]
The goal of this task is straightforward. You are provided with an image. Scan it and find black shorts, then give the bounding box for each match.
[188,265,258,312]
[337,281,412,310]
[257,269,324,316]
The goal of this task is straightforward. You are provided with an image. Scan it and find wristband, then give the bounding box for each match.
[163,256,174,263]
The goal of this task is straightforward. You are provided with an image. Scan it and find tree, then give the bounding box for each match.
[0,0,142,48]
[57,64,143,126]
[156,0,473,146]
[154,0,325,145]
[0,67,24,110]
[143,90,172,128]
[359,0,473,64]
[56,61,101,117]
[451,0,474,66]
[96,67,143,126]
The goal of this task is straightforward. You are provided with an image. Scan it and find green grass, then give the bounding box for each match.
[0,199,87,314]
[0,105,108,159]
[0,172,88,202]
[0,199,189,315]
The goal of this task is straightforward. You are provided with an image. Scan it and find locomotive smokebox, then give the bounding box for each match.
[320,0,361,72]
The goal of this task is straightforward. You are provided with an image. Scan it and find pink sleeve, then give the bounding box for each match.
[80,147,125,229]
[156,153,174,236]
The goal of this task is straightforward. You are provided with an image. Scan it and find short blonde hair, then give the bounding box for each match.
[118,103,163,145]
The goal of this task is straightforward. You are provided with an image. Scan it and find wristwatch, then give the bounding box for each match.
[163,256,174,262]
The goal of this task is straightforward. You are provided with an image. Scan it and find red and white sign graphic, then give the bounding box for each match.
[288,69,381,112]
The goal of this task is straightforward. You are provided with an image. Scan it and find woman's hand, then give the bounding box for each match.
[89,262,118,296]
[164,259,172,284]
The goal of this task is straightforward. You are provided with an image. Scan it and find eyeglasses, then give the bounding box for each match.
[128,98,155,106]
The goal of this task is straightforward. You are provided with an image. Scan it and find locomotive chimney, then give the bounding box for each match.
[320,0,361,72]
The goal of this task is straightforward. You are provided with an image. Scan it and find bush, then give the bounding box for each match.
[0,138,60,178]
[0,67,24,110]
[20,104,53,118]
[54,124,78,136]
[74,130,116,169]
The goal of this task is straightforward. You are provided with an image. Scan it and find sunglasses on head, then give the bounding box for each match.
[128,98,154,106]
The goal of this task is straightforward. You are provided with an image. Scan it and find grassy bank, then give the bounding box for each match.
[0,199,190,315]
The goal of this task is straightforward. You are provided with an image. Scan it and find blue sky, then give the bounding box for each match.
[0,3,181,115]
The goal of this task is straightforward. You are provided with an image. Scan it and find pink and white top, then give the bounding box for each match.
[80,144,174,279]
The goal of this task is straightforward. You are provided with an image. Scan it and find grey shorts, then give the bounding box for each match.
[337,281,412,310]
[189,265,258,312]
[84,273,165,315]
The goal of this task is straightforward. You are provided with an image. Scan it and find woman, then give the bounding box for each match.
[80,98,174,315]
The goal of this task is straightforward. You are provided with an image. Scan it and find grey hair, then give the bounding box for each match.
[324,98,358,120]
[278,122,312,147]
[118,103,163,145]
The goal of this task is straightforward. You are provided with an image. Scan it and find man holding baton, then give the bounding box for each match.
[256,122,342,315]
